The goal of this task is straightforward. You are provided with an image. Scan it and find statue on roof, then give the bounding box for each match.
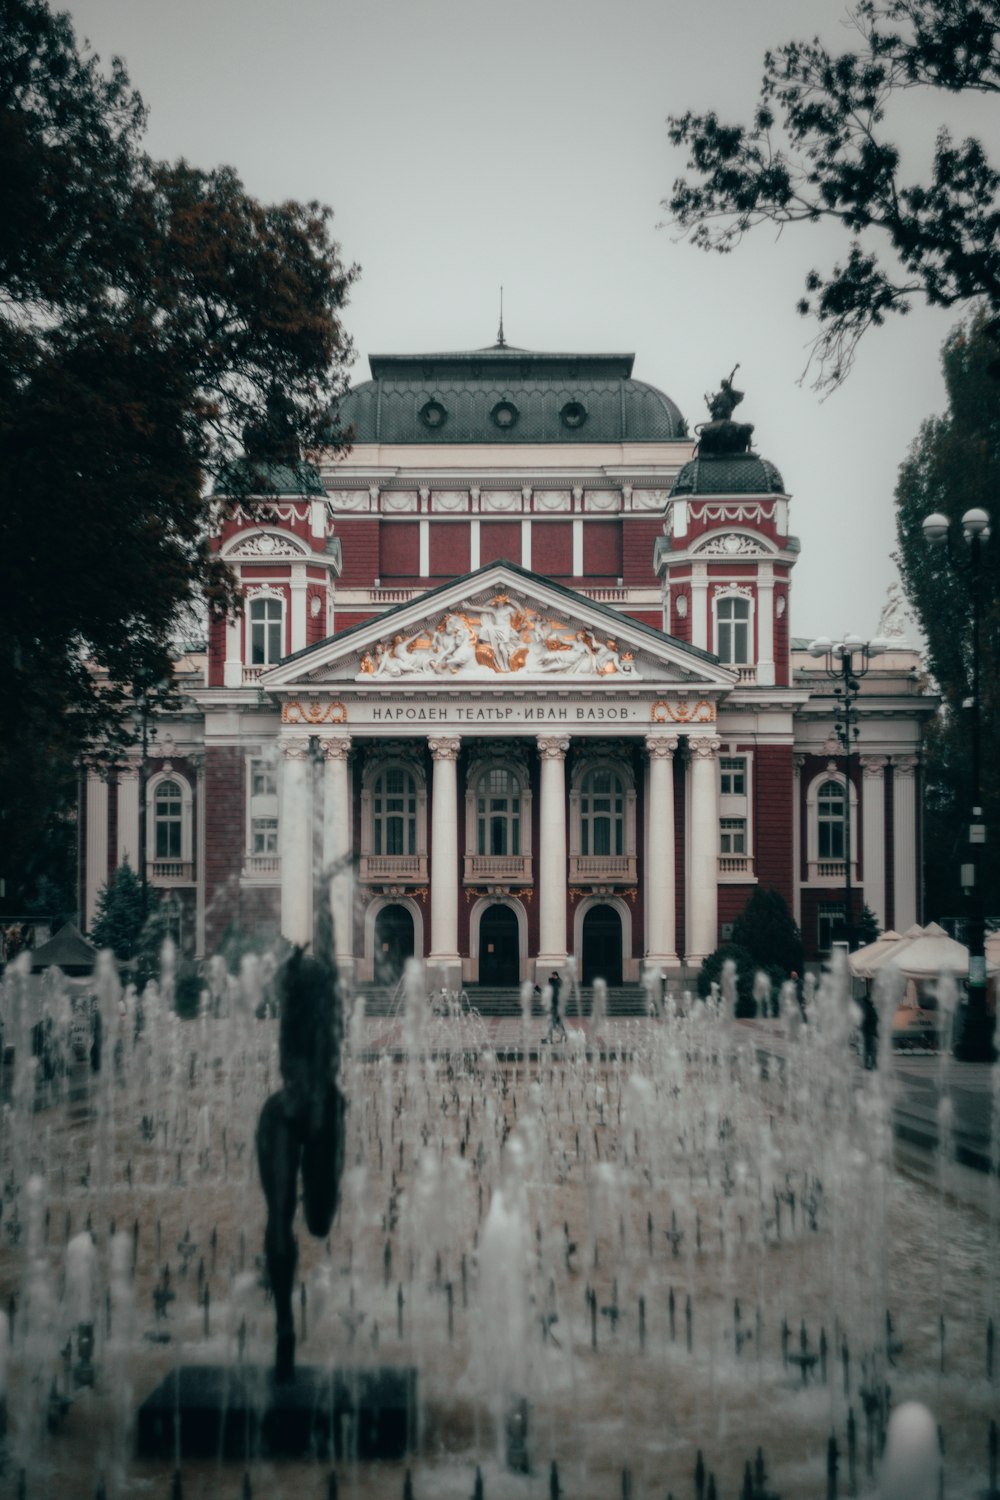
[697,364,755,455]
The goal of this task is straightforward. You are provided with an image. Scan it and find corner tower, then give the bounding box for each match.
[655,372,798,689]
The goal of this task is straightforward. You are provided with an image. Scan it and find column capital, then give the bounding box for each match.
[279,735,312,762]
[645,734,680,760]
[537,735,570,760]
[860,754,889,778]
[893,754,920,780]
[319,733,352,761]
[689,735,723,761]
[428,735,461,761]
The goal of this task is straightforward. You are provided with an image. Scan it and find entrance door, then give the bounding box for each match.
[581,905,623,985]
[478,905,519,986]
[374,904,414,984]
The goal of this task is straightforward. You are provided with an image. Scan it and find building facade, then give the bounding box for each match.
[80,343,934,984]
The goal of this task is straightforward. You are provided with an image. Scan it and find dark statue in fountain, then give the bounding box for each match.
[698,365,755,455]
[256,940,346,1383]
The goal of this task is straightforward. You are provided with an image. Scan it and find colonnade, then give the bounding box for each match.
[276,728,725,980]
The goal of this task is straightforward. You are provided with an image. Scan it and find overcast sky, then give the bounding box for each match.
[65,0,987,642]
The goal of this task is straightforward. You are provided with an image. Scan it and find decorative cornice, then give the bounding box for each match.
[282,699,348,726]
[651,697,716,724]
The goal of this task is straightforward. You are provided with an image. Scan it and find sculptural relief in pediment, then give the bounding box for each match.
[357,594,639,680]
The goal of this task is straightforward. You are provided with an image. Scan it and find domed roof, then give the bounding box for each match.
[332,345,688,445]
[670,451,785,497]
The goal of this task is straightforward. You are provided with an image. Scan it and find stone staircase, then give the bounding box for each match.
[351,983,647,1019]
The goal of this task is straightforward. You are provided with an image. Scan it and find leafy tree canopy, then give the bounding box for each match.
[0,0,357,909]
[731,887,805,977]
[665,1,1000,389]
[894,307,1000,916]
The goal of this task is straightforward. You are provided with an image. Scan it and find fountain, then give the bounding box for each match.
[0,940,996,1498]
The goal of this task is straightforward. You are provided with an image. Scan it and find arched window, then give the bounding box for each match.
[579,767,624,857]
[715,594,751,664]
[476,766,521,856]
[154,779,183,860]
[249,596,283,665]
[373,766,417,857]
[817,779,846,860]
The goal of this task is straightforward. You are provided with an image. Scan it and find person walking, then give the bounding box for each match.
[547,969,567,1043]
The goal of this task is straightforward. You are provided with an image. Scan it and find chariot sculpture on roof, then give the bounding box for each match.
[697,364,755,455]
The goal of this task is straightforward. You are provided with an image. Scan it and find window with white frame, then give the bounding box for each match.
[720,756,746,796]
[818,902,845,952]
[715,594,751,664]
[477,766,521,856]
[373,765,417,856]
[249,596,284,665]
[817,779,846,859]
[245,753,279,870]
[720,817,746,855]
[579,767,624,856]
[153,779,183,859]
[146,771,193,878]
[252,816,279,855]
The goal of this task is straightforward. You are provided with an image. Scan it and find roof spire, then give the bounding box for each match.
[496,285,506,348]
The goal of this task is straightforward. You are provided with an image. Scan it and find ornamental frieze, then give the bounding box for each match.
[358,595,637,680]
[650,698,716,723]
[281,699,348,725]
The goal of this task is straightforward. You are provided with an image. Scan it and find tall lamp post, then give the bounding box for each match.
[921,506,994,1062]
[807,635,888,950]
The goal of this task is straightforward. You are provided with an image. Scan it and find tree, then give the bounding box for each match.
[89,862,147,962]
[894,308,1000,917]
[664,1,1000,389]
[0,0,357,911]
[731,887,806,978]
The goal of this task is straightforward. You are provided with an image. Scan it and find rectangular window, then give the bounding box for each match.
[818,903,845,952]
[251,760,277,798]
[252,817,279,855]
[720,817,746,854]
[720,757,746,796]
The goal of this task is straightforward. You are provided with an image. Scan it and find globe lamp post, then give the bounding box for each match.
[807,636,888,951]
[921,506,994,1062]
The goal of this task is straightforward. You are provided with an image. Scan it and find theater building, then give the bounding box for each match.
[80,341,934,985]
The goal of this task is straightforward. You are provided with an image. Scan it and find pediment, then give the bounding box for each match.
[261,562,736,692]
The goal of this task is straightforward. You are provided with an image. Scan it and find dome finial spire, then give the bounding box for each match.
[496,285,506,349]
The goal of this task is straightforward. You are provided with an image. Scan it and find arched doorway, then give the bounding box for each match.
[374,904,414,984]
[581,905,623,985]
[478,904,519,987]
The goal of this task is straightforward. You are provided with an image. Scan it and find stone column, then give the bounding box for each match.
[861,756,888,931]
[792,755,804,927]
[690,563,709,651]
[85,772,109,931]
[687,735,722,964]
[892,756,919,932]
[279,736,313,946]
[223,613,242,688]
[320,734,354,977]
[290,568,308,653]
[116,767,140,872]
[645,735,679,968]
[537,735,570,974]
[428,736,462,986]
[756,563,775,687]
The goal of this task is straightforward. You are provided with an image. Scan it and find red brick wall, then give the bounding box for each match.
[480,521,521,568]
[380,522,419,579]
[532,523,572,577]
[337,519,380,585]
[674,751,686,959]
[775,587,790,686]
[670,589,691,642]
[753,744,794,905]
[719,885,755,930]
[431,525,470,579]
[307,588,326,647]
[621,518,661,586]
[628,611,663,630]
[204,746,244,950]
[583,523,621,580]
[208,614,226,687]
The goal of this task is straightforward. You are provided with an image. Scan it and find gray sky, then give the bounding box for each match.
[65,0,985,642]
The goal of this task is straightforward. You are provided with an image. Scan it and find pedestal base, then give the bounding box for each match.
[136,1364,417,1461]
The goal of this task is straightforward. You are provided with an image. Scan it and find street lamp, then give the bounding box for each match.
[807,635,889,951]
[921,505,993,1062]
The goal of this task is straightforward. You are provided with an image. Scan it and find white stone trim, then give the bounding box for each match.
[572,895,634,982]
[146,767,194,880]
[804,767,858,885]
[363,895,425,983]
[468,895,529,984]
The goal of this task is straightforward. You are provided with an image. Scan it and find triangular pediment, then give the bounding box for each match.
[261,561,736,692]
